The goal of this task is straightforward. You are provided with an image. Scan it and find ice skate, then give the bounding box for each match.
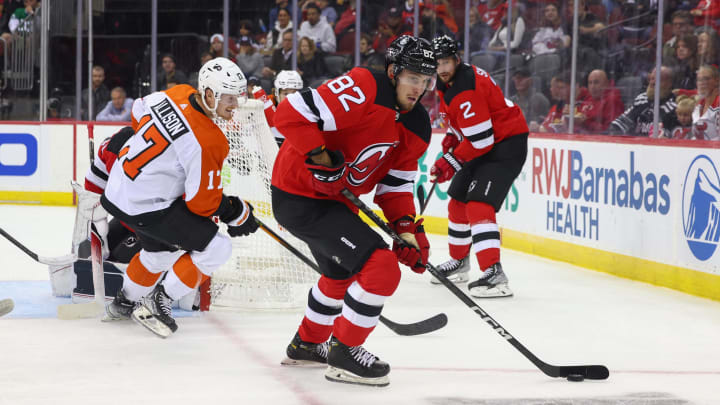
[102,289,136,322]
[132,284,177,338]
[430,256,470,284]
[468,263,513,298]
[325,336,390,387]
[281,332,329,367]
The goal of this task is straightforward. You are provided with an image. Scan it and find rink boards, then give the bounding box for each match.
[0,122,718,301]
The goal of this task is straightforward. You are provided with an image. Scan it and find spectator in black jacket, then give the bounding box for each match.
[297,36,328,87]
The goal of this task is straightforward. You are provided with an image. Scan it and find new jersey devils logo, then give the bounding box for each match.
[347,143,398,186]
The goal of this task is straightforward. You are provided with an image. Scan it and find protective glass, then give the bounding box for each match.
[397,70,437,91]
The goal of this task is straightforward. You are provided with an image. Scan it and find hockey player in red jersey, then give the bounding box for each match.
[251,70,303,147]
[101,58,260,337]
[272,36,437,386]
[429,35,528,298]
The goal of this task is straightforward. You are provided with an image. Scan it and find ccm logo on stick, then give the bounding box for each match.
[0,133,38,176]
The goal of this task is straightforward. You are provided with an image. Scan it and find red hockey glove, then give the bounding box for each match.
[441,130,462,154]
[220,196,259,237]
[391,217,430,274]
[305,149,348,196]
[430,152,464,183]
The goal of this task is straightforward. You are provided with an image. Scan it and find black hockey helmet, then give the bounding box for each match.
[386,35,438,78]
[432,35,458,60]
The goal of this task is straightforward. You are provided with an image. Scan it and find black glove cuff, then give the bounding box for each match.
[216,195,243,223]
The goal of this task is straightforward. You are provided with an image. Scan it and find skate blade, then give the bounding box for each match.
[101,312,131,322]
[430,272,469,285]
[468,283,513,298]
[280,357,327,367]
[324,366,390,387]
[131,305,174,338]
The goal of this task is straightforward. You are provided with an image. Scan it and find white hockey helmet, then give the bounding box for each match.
[274,70,303,98]
[198,57,248,116]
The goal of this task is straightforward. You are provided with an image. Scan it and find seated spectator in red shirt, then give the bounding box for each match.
[477,0,509,32]
[575,69,624,134]
[691,0,720,33]
[535,72,573,133]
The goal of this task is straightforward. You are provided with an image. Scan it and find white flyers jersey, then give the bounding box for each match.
[103,85,229,218]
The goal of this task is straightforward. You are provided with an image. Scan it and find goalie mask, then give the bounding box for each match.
[198,57,248,117]
[273,70,303,102]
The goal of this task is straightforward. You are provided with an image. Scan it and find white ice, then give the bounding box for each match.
[1,204,719,405]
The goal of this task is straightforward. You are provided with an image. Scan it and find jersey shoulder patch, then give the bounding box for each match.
[443,63,476,106]
[398,103,431,144]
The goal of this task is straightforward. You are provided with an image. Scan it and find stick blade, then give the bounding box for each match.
[57,302,104,320]
[38,253,78,266]
[379,313,448,336]
[553,365,610,380]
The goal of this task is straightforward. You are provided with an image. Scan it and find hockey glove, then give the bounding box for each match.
[220,196,259,237]
[391,217,430,274]
[305,149,348,196]
[430,152,464,183]
[441,130,462,154]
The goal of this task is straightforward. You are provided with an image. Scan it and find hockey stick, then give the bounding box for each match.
[0,298,14,317]
[0,227,78,266]
[57,224,106,320]
[340,188,610,380]
[255,219,448,336]
[419,181,437,216]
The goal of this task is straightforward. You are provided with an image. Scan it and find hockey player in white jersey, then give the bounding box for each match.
[251,70,303,146]
[101,57,259,337]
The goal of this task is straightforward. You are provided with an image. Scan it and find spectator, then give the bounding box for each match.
[357,33,384,73]
[268,0,291,31]
[314,0,338,26]
[486,5,526,55]
[575,69,624,134]
[298,2,336,53]
[8,0,39,33]
[0,1,13,48]
[209,33,237,60]
[297,36,328,87]
[188,51,213,88]
[334,0,357,46]
[263,30,294,79]
[236,35,264,78]
[82,65,110,120]
[460,6,493,55]
[696,28,719,67]
[662,10,693,64]
[157,53,187,90]
[692,64,720,140]
[536,72,573,133]
[666,95,695,139]
[565,0,606,74]
[690,0,720,32]
[265,7,293,53]
[477,0,509,32]
[609,66,679,137]
[373,6,412,54]
[96,87,133,122]
[531,3,570,56]
[510,67,550,128]
[418,3,456,41]
[671,34,698,90]
[237,19,261,50]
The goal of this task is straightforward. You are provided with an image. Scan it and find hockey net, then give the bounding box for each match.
[208,99,318,310]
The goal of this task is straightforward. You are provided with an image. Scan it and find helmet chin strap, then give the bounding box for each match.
[201,90,220,117]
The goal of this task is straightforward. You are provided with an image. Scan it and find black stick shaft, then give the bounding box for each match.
[340,188,609,380]
[419,181,438,216]
[0,226,39,262]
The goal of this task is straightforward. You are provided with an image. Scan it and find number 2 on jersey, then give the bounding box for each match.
[327,75,366,112]
[120,128,170,180]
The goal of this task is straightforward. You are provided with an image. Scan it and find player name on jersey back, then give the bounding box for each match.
[150,98,190,140]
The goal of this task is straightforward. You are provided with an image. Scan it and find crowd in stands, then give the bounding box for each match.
[2,0,720,140]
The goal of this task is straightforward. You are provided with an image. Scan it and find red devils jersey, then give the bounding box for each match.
[84,126,136,193]
[252,87,285,145]
[273,67,431,223]
[436,63,528,162]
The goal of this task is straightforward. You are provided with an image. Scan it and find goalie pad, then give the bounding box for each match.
[71,181,110,259]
